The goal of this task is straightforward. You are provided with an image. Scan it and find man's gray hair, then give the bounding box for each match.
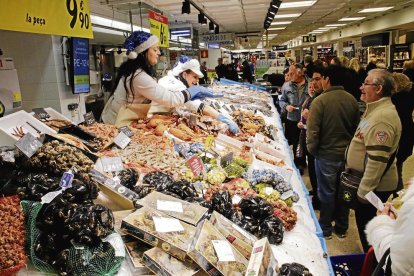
[369,69,395,97]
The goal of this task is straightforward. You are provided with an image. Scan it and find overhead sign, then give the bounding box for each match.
[0,0,93,38]
[302,34,316,43]
[200,33,235,44]
[149,10,169,47]
[272,45,287,51]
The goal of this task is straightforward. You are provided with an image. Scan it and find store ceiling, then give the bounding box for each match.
[93,0,414,48]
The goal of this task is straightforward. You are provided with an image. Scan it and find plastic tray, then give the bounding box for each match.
[330,253,366,276]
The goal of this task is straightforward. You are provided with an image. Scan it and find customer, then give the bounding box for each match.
[403,60,414,81]
[101,31,219,126]
[215,58,226,80]
[391,73,414,191]
[279,64,309,171]
[365,183,414,275]
[297,68,323,208]
[241,60,253,83]
[348,58,367,100]
[149,56,239,134]
[306,65,360,239]
[303,55,314,78]
[346,69,401,251]
[366,56,378,72]
[199,61,208,84]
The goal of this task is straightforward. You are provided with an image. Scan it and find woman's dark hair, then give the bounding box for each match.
[112,50,155,103]
[178,69,193,88]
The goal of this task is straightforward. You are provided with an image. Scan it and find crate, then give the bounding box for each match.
[330,253,365,276]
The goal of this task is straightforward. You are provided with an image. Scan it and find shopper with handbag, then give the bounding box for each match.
[345,69,401,252]
[101,31,221,126]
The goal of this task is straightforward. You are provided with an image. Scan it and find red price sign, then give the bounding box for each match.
[186,155,204,176]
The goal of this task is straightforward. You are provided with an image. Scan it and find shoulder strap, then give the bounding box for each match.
[372,247,391,276]
[381,147,398,178]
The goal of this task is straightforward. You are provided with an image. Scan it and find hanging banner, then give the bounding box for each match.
[149,10,169,47]
[0,0,93,38]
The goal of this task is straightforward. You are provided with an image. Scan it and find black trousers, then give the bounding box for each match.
[306,149,319,204]
[284,119,305,168]
[355,190,394,252]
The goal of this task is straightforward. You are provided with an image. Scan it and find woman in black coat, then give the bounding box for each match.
[241,60,253,83]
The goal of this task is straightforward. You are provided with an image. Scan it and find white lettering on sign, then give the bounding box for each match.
[200,33,235,43]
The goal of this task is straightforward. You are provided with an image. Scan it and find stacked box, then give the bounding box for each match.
[245,238,278,276]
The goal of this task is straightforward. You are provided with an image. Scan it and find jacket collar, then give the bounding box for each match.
[322,86,344,94]
[365,97,391,115]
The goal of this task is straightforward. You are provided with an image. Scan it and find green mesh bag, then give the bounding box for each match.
[22,200,125,276]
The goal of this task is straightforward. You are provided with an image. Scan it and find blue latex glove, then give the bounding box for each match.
[217,114,240,134]
[187,86,223,101]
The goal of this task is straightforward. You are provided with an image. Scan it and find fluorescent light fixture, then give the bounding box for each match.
[339,17,365,21]
[326,23,346,27]
[171,30,191,34]
[91,15,149,33]
[359,7,393,13]
[271,21,292,25]
[317,28,331,30]
[268,27,286,31]
[270,11,276,15]
[274,13,301,19]
[280,1,316,9]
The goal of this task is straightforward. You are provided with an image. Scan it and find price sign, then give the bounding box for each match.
[214,102,221,110]
[83,111,95,125]
[211,240,236,262]
[101,157,124,172]
[41,189,63,204]
[221,152,234,168]
[60,171,74,189]
[204,135,215,149]
[265,187,274,195]
[280,190,294,200]
[157,200,183,213]
[186,155,204,176]
[148,10,169,47]
[15,132,42,158]
[229,105,236,112]
[114,132,131,149]
[232,194,242,205]
[32,108,50,120]
[118,126,134,137]
[153,217,184,233]
[223,105,231,112]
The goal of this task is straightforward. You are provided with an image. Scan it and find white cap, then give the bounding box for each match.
[172,59,204,78]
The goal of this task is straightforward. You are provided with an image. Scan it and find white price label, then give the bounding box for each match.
[232,194,242,205]
[41,189,63,204]
[211,240,236,262]
[157,200,183,213]
[265,187,274,195]
[153,217,184,233]
[281,190,294,200]
[364,191,385,211]
[101,157,124,172]
[114,132,131,149]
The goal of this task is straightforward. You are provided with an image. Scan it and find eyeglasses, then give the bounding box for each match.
[361,82,379,87]
[310,77,322,82]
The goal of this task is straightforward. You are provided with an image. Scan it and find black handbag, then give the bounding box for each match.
[339,147,397,209]
[372,248,392,276]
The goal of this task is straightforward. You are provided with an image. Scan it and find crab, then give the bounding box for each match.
[11,126,25,138]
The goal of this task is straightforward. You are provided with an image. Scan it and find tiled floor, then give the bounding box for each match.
[301,171,363,256]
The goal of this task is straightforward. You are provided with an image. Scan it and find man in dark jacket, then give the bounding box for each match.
[307,65,360,239]
[215,58,226,80]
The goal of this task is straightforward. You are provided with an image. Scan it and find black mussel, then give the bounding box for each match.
[117,168,139,190]
[258,216,284,245]
[279,262,313,276]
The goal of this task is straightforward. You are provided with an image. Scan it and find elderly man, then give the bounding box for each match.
[279,64,309,171]
[346,69,401,251]
[307,65,360,239]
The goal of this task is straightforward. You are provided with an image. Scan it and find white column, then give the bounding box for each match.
[337,41,343,57]
[312,45,318,60]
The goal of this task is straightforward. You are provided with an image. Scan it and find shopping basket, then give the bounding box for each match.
[330,253,365,276]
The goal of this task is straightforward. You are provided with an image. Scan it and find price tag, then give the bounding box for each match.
[230,105,236,112]
[232,194,242,205]
[102,233,126,257]
[83,111,96,125]
[157,200,183,213]
[280,190,294,200]
[114,132,131,149]
[214,102,221,110]
[60,171,74,189]
[101,157,124,172]
[189,114,197,129]
[32,108,50,120]
[15,132,42,158]
[41,189,63,204]
[186,155,204,176]
[204,135,215,149]
[118,126,134,137]
[211,240,236,262]
[364,191,385,211]
[221,152,234,168]
[153,217,184,233]
[223,105,231,112]
[265,187,274,195]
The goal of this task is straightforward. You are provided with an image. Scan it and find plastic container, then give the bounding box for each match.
[330,253,366,276]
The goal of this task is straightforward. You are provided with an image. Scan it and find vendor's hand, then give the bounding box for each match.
[297,121,305,129]
[187,86,223,101]
[286,105,296,112]
[302,109,309,119]
[377,202,396,219]
[217,114,240,134]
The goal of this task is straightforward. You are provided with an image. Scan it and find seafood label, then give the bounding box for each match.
[152,217,184,233]
[101,157,124,172]
[119,126,134,137]
[15,132,42,158]
[221,152,234,168]
[60,171,74,189]
[32,108,50,120]
[232,194,242,205]
[114,132,131,149]
[280,190,294,200]
[157,200,183,213]
[41,189,63,204]
[265,187,274,195]
[83,111,96,126]
[211,240,236,262]
[187,155,204,176]
[230,105,236,111]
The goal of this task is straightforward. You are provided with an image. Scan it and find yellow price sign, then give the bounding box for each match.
[205,135,215,149]
[0,0,93,38]
[149,10,169,47]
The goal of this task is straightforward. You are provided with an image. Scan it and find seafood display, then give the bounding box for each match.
[79,123,119,144]
[43,119,72,131]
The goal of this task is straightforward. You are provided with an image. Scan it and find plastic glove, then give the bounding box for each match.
[187,86,223,101]
[217,114,240,134]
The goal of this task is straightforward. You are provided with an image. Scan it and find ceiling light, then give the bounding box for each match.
[271,0,282,8]
[358,7,393,13]
[182,0,190,14]
[339,17,365,21]
[274,13,301,19]
[280,1,316,9]
[326,23,346,27]
[268,27,286,31]
[271,21,292,25]
[198,13,207,25]
[209,21,215,31]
